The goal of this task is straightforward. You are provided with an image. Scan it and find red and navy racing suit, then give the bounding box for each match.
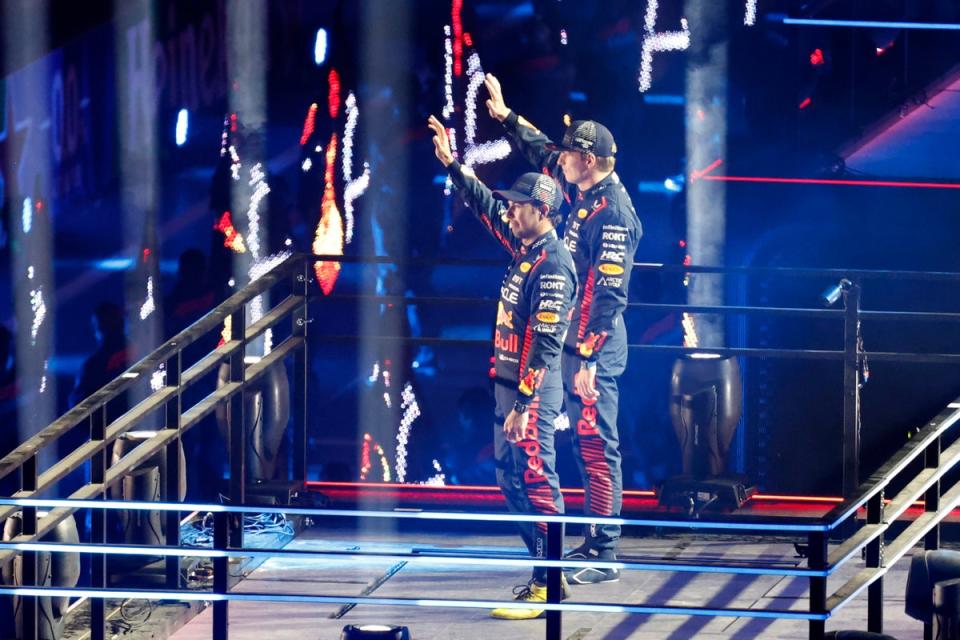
[447,160,577,582]
[501,112,642,557]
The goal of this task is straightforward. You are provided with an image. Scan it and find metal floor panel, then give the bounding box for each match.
[167,526,927,640]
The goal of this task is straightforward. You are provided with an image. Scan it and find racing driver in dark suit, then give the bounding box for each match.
[483,74,643,585]
[429,115,577,620]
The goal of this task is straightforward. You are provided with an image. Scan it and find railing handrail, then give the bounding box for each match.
[820,397,960,529]
[311,252,960,281]
[0,254,302,483]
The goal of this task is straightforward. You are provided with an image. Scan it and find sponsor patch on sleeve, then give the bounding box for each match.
[598,263,625,275]
[535,311,560,324]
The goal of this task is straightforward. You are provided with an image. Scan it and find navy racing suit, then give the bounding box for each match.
[447,160,577,582]
[501,112,642,557]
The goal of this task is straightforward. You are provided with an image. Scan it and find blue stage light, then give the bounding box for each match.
[781,17,960,31]
[314,28,328,65]
[175,109,188,146]
[643,94,685,106]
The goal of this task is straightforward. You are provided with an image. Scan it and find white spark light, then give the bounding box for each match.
[422,459,446,486]
[175,109,189,146]
[463,140,512,167]
[27,266,34,280]
[442,26,455,119]
[29,287,46,345]
[229,145,241,180]
[560,28,568,45]
[22,198,32,234]
[394,382,422,483]
[139,276,155,320]
[301,157,313,172]
[341,92,371,245]
[463,53,512,168]
[246,163,269,260]
[39,360,48,394]
[638,0,691,93]
[314,28,328,65]
[744,0,757,26]
[150,363,166,391]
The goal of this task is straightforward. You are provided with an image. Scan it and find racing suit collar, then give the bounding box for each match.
[520,228,557,254]
[577,171,619,201]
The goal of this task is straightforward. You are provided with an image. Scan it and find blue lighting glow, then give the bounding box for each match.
[0,538,827,577]
[643,94,685,106]
[175,109,189,146]
[781,17,960,31]
[314,28,328,65]
[0,586,829,620]
[664,176,683,193]
[568,91,587,102]
[0,496,828,531]
[637,181,673,194]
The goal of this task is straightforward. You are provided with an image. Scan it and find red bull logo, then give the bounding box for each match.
[496,301,514,329]
[494,328,518,353]
[577,396,600,436]
[520,422,546,484]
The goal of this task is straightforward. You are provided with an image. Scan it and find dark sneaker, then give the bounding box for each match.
[563,544,621,584]
[564,565,621,584]
[563,543,598,561]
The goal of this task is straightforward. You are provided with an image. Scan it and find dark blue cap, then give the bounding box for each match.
[493,172,563,212]
[546,120,617,157]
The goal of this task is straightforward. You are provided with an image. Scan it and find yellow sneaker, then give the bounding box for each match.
[490,577,569,620]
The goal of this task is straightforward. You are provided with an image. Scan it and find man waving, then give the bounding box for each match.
[484,75,642,584]
[429,115,577,618]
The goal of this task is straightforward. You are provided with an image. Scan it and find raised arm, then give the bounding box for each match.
[484,74,564,181]
[429,115,519,256]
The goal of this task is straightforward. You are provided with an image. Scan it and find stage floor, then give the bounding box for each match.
[170,525,925,640]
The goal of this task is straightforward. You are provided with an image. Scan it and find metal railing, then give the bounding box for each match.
[0,253,959,640]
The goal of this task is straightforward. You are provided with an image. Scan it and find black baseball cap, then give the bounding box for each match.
[493,172,563,212]
[546,120,617,157]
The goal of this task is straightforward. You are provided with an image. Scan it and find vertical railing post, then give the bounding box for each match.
[20,453,38,640]
[841,281,862,499]
[213,510,229,640]
[808,530,827,640]
[866,490,885,633]
[164,351,183,589]
[292,259,309,486]
[545,520,563,640]
[228,307,246,550]
[90,406,108,640]
[923,437,941,640]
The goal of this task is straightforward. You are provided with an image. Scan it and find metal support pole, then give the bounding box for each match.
[545,520,563,640]
[164,351,183,589]
[808,531,827,640]
[842,282,862,498]
[866,490,885,633]
[213,511,229,640]
[924,437,941,550]
[90,407,107,640]
[924,437,941,640]
[21,453,38,640]
[228,307,246,549]
[292,260,309,486]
